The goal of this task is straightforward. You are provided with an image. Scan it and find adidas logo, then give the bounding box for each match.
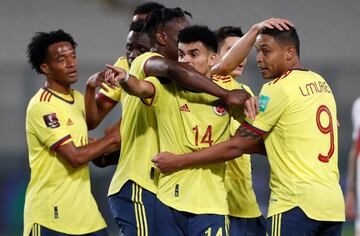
[179,104,190,112]
[66,118,74,126]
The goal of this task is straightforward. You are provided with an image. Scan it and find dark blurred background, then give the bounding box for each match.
[1,0,359,235]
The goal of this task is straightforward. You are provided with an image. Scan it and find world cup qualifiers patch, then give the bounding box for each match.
[43,113,60,128]
[258,95,270,112]
[212,100,228,116]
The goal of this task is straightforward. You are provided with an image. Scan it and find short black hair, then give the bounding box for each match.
[133,2,165,16]
[143,7,192,40]
[27,29,77,74]
[178,25,218,53]
[129,20,145,33]
[215,26,244,46]
[259,26,300,57]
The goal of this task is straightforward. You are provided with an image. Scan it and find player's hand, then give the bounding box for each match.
[254,18,294,31]
[345,191,356,220]
[86,70,109,91]
[152,152,181,174]
[88,137,98,144]
[105,64,128,87]
[243,96,259,121]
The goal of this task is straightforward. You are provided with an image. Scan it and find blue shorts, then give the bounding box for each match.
[228,215,265,236]
[266,207,343,236]
[155,198,227,236]
[108,180,156,236]
[29,223,108,236]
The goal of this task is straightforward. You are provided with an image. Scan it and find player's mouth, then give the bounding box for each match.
[67,70,77,78]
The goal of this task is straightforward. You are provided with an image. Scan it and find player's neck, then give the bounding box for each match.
[44,81,72,95]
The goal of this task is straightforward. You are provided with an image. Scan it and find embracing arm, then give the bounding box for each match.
[56,124,121,168]
[152,125,263,173]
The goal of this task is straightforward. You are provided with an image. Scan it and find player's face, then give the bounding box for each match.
[255,34,288,80]
[162,18,190,61]
[218,36,247,77]
[43,41,77,87]
[178,41,216,77]
[126,31,152,66]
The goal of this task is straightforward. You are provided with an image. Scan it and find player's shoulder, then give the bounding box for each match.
[134,51,163,64]
[352,97,360,111]
[114,56,129,71]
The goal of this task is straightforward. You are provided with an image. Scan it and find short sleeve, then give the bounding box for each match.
[141,76,166,109]
[28,103,72,150]
[244,84,289,134]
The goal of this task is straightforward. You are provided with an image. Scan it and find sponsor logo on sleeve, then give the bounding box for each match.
[258,95,270,112]
[43,113,60,128]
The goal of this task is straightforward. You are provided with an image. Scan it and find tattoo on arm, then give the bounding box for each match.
[235,125,261,140]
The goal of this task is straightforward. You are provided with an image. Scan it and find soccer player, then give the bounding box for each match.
[24,30,120,236]
[108,24,244,236]
[214,26,265,235]
[345,97,360,235]
[85,20,152,130]
[153,25,345,235]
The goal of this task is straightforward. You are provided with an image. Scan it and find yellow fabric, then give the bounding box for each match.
[245,69,344,221]
[108,52,163,196]
[98,56,129,103]
[24,88,106,236]
[212,75,262,218]
[145,76,235,215]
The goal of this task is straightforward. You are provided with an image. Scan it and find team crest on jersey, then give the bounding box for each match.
[212,100,228,116]
[258,95,270,112]
[43,113,60,128]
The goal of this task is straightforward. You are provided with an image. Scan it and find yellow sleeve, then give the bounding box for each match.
[28,103,72,150]
[142,76,166,109]
[245,84,289,133]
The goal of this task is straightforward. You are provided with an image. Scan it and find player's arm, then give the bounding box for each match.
[56,124,121,168]
[85,71,117,130]
[152,125,263,173]
[212,18,294,76]
[92,118,122,167]
[106,64,155,98]
[92,150,120,168]
[345,140,358,220]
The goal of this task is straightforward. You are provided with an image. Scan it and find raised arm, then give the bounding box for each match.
[212,18,294,75]
[152,125,263,173]
[85,71,117,130]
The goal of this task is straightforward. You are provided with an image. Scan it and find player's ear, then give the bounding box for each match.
[155,31,167,46]
[208,52,218,68]
[286,46,296,61]
[40,63,50,75]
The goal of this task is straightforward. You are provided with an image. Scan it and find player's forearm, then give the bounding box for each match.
[166,62,229,100]
[212,25,260,76]
[59,136,118,168]
[121,76,154,98]
[84,84,101,130]
[177,138,245,169]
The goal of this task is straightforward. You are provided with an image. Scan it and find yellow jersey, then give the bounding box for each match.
[244,69,344,221]
[108,52,162,196]
[144,75,236,215]
[24,88,106,236]
[212,75,262,218]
